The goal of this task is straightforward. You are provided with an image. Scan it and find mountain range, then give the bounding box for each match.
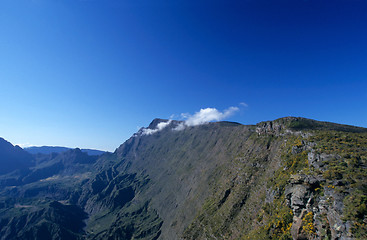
[0,117,366,240]
[25,146,108,156]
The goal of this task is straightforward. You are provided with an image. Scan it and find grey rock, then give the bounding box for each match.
[285,183,311,216]
[265,188,278,203]
[290,209,308,240]
[256,121,283,136]
[292,145,304,155]
[327,208,352,240]
[308,151,342,171]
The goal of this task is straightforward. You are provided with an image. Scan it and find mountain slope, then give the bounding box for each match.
[0,137,33,175]
[81,117,367,239]
[114,120,258,239]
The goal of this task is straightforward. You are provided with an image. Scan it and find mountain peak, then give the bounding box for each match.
[147,118,170,129]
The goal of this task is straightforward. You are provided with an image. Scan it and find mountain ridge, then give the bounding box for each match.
[0,137,33,175]
[25,146,109,156]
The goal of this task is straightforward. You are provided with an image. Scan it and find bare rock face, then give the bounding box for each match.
[306,152,353,240]
[285,174,319,239]
[285,173,354,240]
[290,209,309,240]
[256,121,284,136]
[308,150,340,171]
[322,188,353,240]
[286,184,311,216]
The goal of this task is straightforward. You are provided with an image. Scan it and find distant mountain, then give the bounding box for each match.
[0,139,100,188]
[25,146,108,156]
[0,137,33,175]
[0,117,366,240]
[22,148,99,184]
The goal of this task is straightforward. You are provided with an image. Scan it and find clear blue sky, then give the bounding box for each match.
[1,0,366,151]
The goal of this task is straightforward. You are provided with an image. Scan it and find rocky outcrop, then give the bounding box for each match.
[285,174,320,216]
[285,174,321,239]
[256,120,284,136]
[285,172,352,240]
[308,150,340,171]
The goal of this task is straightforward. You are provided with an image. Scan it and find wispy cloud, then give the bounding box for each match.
[239,102,248,107]
[142,120,172,135]
[173,106,240,131]
[15,143,32,148]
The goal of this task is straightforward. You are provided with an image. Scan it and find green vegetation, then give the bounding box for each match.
[310,131,367,238]
[302,211,316,237]
[243,197,293,240]
[242,136,310,239]
[242,128,367,239]
[344,191,367,239]
[284,117,367,133]
[270,137,309,191]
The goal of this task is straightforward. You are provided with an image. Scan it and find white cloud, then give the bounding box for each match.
[173,106,239,131]
[157,120,172,130]
[239,102,248,107]
[172,122,186,131]
[141,120,172,135]
[185,107,239,126]
[180,113,190,119]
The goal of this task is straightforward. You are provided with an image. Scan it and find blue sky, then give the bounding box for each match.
[1,0,366,151]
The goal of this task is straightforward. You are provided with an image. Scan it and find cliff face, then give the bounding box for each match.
[0,117,366,240]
